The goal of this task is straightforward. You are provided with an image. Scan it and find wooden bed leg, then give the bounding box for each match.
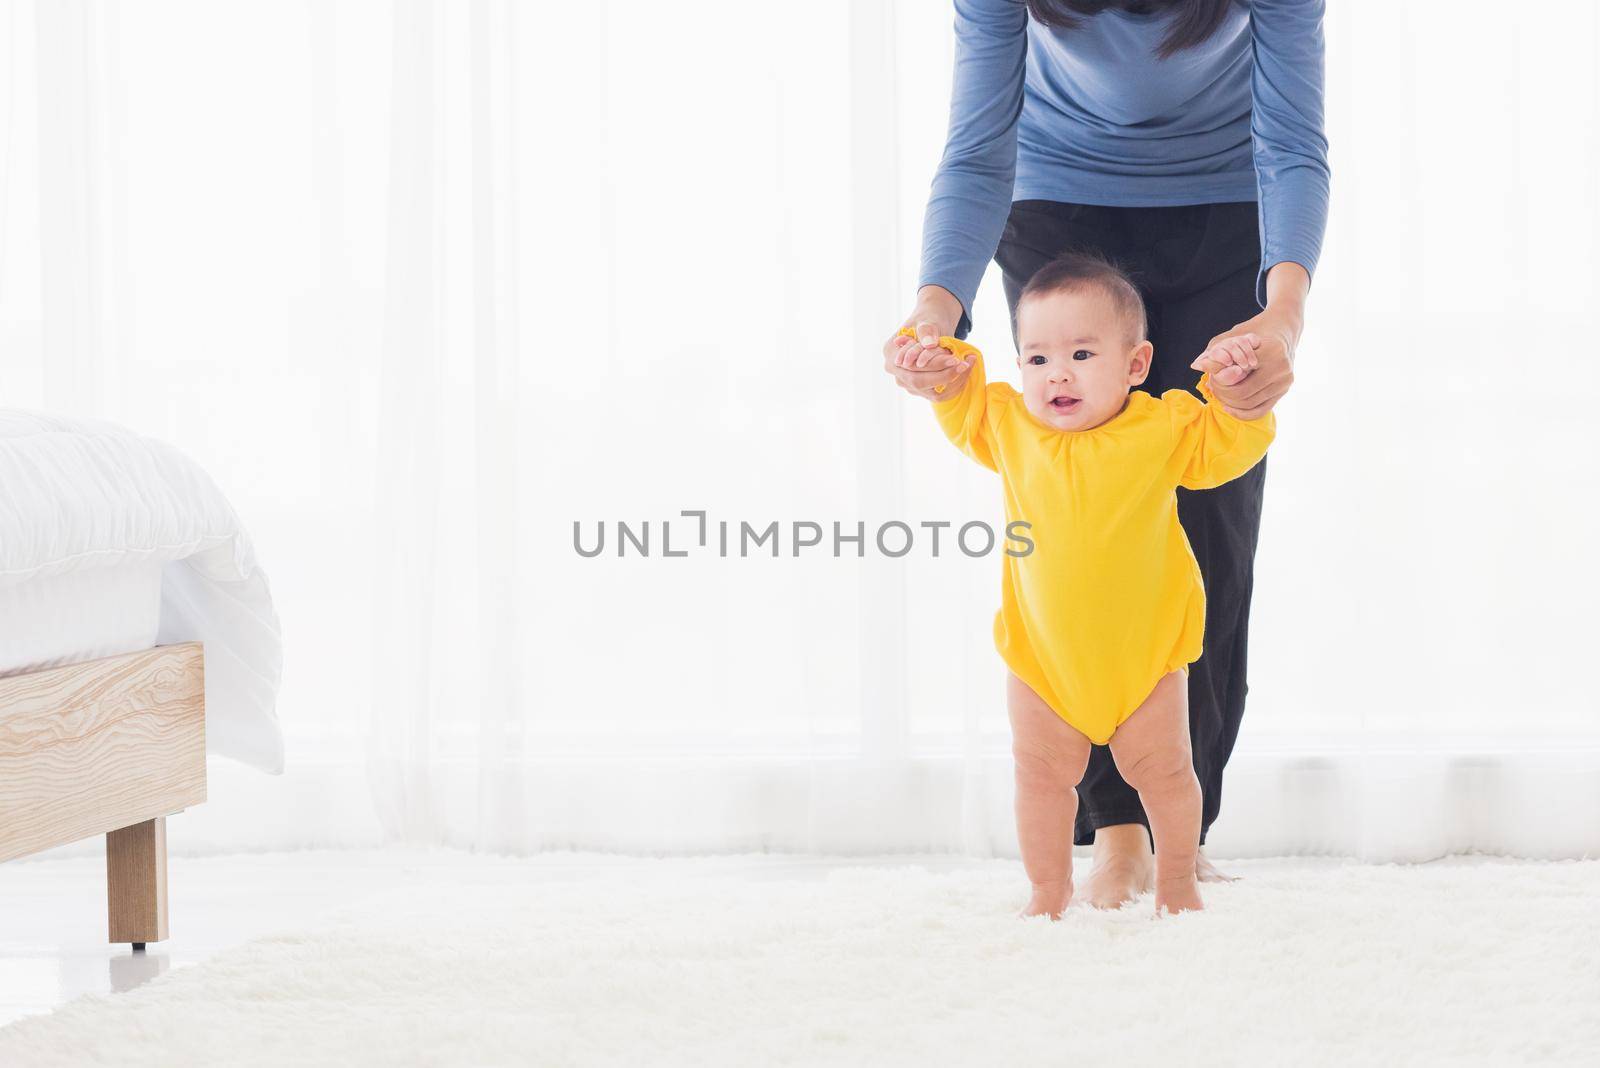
[107,817,169,945]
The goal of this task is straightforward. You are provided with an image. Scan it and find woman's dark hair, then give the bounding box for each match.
[1025,0,1236,60]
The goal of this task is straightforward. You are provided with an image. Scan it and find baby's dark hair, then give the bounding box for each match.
[1017,251,1148,345]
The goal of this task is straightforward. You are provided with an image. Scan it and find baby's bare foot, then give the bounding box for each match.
[1195,849,1238,884]
[1154,874,1204,915]
[1020,882,1072,920]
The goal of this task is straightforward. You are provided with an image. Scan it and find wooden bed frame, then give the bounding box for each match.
[0,643,206,947]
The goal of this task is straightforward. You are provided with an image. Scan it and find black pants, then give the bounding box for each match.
[995,199,1268,847]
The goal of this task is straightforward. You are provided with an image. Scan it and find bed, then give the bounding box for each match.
[0,411,283,946]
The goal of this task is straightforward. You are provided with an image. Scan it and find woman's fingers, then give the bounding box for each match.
[884,328,961,382]
[913,319,954,369]
[889,333,916,368]
[1204,333,1294,416]
[890,333,954,371]
[887,303,962,371]
[883,326,968,396]
[889,329,919,368]
[914,319,939,369]
[901,358,969,398]
[912,342,955,370]
[921,358,972,397]
[1236,335,1260,369]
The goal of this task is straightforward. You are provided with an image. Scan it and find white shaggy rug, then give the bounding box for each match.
[2,855,1597,1066]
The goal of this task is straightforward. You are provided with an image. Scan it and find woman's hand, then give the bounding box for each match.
[883,285,972,400]
[1191,334,1269,419]
[1191,333,1260,381]
[1193,262,1309,420]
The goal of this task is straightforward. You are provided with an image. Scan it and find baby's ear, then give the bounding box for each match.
[1126,340,1154,385]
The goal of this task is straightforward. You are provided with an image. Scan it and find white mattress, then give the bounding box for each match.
[0,410,284,773]
[0,562,163,674]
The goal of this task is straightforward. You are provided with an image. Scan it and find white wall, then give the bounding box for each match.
[3,1,1597,861]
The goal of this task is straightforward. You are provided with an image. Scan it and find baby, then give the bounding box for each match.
[892,253,1274,917]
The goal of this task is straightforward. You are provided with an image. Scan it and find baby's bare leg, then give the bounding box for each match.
[1107,669,1204,914]
[1007,673,1092,918]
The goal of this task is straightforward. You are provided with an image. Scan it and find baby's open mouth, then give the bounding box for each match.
[1050,396,1081,411]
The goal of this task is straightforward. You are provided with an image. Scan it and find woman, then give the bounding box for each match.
[884,0,1328,907]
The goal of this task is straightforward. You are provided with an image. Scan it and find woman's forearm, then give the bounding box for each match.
[910,285,966,339]
[1262,261,1310,345]
[917,0,1029,337]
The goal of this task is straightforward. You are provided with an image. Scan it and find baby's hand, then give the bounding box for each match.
[1188,332,1259,384]
[893,327,973,397]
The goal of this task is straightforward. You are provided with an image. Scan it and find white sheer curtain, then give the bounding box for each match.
[3,0,1597,862]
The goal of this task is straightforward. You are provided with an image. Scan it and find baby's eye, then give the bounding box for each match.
[1073,349,1094,361]
[1027,354,1048,365]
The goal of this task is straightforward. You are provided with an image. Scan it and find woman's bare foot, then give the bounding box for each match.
[1195,849,1238,884]
[1154,873,1205,915]
[1072,823,1153,909]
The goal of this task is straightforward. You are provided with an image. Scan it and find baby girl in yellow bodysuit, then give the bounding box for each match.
[892,253,1274,918]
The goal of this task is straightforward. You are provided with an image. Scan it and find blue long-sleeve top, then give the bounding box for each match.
[920,0,1330,335]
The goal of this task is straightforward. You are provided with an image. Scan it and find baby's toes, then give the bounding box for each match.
[1154,878,1204,915]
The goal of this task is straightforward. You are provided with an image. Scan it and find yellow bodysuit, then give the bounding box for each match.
[924,334,1276,744]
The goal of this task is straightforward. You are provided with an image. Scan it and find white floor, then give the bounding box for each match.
[0,847,996,1029]
[3,849,1597,1066]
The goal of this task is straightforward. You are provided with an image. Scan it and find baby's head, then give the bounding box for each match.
[1014,253,1153,432]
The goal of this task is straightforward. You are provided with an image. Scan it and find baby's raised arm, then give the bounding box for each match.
[1163,355,1276,492]
[895,328,999,473]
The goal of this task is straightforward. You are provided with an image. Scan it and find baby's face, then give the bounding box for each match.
[1015,288,1152,432]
